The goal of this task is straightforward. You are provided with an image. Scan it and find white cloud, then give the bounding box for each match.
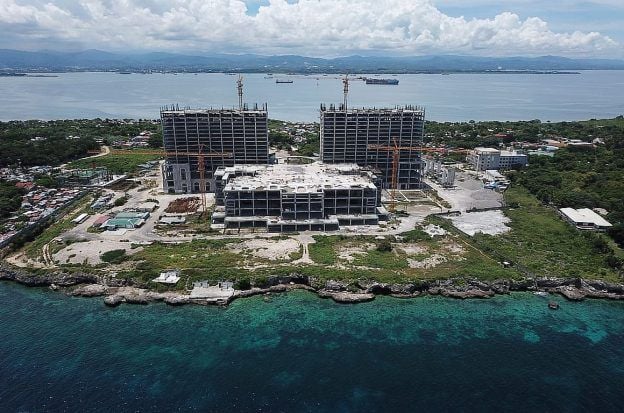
[0,0,618,56]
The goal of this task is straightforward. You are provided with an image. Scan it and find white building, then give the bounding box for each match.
[467,147,528,171]
[559,208,612,231]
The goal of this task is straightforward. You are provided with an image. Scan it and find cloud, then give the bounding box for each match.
[0,0,618,56]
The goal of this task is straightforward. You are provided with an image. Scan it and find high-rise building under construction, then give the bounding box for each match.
[160,104,269,193]
[319,104,425,189]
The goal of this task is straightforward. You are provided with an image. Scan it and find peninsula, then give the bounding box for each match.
[1,116,623,306]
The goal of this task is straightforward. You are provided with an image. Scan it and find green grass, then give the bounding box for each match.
[309,235,341,265]
[23,195,92,259]
[67,152,160,174]
[100,249,127,264]
[473,186,621,282]
[352,249,409,270]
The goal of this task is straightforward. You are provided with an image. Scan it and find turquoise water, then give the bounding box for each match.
[0,71,623,122]
[1,282,624,412]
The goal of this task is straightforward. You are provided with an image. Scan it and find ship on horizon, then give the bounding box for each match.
[364,77,399,85]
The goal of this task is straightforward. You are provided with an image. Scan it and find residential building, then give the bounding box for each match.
[160,105,269,194]
[319,105,425,189]
[467,147,528,171]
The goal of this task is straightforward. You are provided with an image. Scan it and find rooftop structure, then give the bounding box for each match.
[467,147,528,171]
[153,270,181,284]
[319,105,425,189]
[103,211,150,230]
[213,163,384,232]
[160,105,269,194]
[56,167,112,187]
[559,208,612,231]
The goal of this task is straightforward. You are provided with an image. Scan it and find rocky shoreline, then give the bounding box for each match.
[2,263,624,307]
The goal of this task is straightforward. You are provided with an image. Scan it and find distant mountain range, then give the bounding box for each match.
[1,49,624,73]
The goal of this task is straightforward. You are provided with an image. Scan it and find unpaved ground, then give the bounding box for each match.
[54,240,141,265]
[337,243,375,262]
[408,254,448,269]
[448,210,511,236]
[228,238,301,261]
[426,171,503,212]
[423,224,447,237]
[396,244,427,255]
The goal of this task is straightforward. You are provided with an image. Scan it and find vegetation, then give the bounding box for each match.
[0,181,25,218]
[100,249,127,264]
[510,147,624,248]
[308,235,341,265]
[473,187,622,281]
[424,116,624,149]
[67,152,161,174]
[0,119,160,167]
[307,231,517,283]
[114,195,129,207]
[21,195,92,259]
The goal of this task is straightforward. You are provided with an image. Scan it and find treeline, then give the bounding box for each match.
[510,144,624,247]
[425,116,624,149]
[0,119,160,167]
[0,181,25,218]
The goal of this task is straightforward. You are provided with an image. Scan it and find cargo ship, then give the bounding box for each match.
[275,79,294,84]
[364,78,399,85]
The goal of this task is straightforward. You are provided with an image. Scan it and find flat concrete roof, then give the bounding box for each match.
[223,163,377,193]
[474,147,500,154]
[321,106,424,114]
[161,108,267,115]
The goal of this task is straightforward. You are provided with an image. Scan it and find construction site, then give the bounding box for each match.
[5,75,514,289]
[211,162,385,232]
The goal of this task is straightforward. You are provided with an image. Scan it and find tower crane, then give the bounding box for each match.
[86,147,232,214]
[368,140,469,212]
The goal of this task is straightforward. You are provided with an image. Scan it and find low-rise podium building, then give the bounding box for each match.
[212,163,385,232]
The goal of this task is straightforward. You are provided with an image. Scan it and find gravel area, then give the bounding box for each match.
[448,210,511,236]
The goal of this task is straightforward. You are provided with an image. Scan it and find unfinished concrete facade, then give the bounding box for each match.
[160,106,269,193]
[320,105,425,189]
[212,163,386,232]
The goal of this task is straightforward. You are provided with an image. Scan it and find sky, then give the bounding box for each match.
[0,0,623,58]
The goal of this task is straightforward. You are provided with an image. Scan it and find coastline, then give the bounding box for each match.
[2,263,624,307]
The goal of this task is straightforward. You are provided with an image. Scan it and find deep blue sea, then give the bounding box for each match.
[1,282,623,412]
[0,71,623,122]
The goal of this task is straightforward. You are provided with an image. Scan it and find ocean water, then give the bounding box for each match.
[0,71,623,122]
[1,282,623,412]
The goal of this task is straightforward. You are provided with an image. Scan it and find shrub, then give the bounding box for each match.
[234,278,251,290]
[100,249,127,264]
[114,196,128,207]
[376,239,393,252]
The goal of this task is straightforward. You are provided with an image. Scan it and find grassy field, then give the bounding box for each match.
[474,187,622,282]
[307,228,518,284]
[23,195,93,259]
[35,186,621,289]
[68,152,161,174]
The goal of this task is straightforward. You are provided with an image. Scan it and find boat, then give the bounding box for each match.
[533,291,549,297]
[364,78,399,85]
[548,301,560,310]
[276,79,294,84]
